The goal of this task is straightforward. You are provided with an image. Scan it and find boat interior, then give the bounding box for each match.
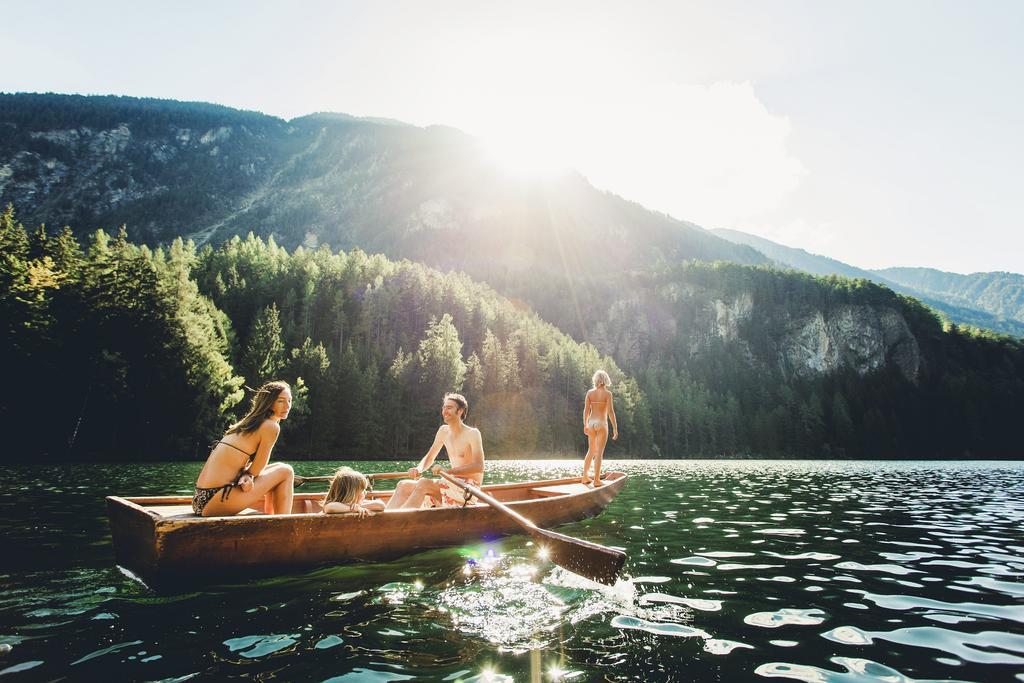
[120,473,624,519]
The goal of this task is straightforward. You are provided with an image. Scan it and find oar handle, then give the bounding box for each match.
[294,471,410,487]
[368,471,411,481]
[294,475,332,485]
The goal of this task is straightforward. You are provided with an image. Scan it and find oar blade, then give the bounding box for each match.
[434,470,626,584]
[533,527,626,585]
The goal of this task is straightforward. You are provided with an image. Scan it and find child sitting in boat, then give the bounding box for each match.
[322,467,386,518]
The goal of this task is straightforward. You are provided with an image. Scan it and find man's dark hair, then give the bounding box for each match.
[444,392,468,420]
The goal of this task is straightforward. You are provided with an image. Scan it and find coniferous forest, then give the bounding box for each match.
[0,206,645,460]
[2,205,1022,461]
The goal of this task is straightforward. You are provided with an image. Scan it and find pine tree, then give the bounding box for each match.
[242,303,286,385]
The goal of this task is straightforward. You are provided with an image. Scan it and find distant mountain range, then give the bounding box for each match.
[714,228,1024,338]
[876,267,1024,324]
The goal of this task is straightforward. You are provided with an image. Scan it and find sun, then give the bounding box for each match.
[480,128,571,180]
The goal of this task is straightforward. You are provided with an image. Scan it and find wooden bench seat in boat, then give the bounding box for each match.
[529,483,590,498]
[152,505,266,519]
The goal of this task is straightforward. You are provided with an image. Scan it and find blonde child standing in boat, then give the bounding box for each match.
[322,467,386,518]
[386,393,485,509]
[192,381,295,517]
[582,370,618,487]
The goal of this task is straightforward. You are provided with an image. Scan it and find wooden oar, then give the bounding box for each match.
[437,471,626,585]
[294,471,409,487]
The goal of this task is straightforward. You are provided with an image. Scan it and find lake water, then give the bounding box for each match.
[1,460,1022,682]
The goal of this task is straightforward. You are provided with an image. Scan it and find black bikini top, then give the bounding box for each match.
[211,440,257,462]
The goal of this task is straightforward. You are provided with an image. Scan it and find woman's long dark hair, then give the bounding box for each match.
[225,381,289,435]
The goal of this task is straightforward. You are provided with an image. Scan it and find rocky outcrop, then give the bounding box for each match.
[601,285,921,383]
[778,305,919,381]
[6,125,153,218]
[0,112,297,241]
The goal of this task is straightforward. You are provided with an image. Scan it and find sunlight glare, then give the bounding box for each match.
[480,666,513,682]
[510,563,538,579]
[482,130,570,180]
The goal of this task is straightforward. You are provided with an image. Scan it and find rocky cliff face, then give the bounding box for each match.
[8,124,148,215]
[592,281,921,382]
[715,227,1024,339]
[1,116,299,241]
[0,96,310,237]
[777,305,919,381]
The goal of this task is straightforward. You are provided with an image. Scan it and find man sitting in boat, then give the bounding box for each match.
[385,393,484,510]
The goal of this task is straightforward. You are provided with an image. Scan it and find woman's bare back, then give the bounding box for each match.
[587,386,613,423]
[196,434,261,488]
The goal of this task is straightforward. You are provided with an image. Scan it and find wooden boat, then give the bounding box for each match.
[106,472,627,582]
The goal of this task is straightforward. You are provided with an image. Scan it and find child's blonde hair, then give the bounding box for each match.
[324,466,370,507]
[592,369,612,388]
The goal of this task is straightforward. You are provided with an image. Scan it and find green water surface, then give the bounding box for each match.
[1,460,1023,682]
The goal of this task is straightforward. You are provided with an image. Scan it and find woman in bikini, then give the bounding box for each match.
[192,380,295,517]
[582,369,618,487]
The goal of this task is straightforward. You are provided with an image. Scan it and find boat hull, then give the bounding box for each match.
[107,472,626,581]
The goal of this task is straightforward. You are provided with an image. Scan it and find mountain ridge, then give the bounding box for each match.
[875,266,1024,324]
[1,92,768,339]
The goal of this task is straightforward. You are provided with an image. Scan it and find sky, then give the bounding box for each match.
[4,0,1023,274]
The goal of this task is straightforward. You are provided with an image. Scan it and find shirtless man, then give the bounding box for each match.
[385,393,484,510]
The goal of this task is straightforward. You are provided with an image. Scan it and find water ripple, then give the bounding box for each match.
[611,615,709,638]
[755,656,957,682]
[744,609,827,628]
[853,590,1024,623]
[2,459,1023,681]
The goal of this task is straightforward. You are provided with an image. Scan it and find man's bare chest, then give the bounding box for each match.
[443,435,473,462]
